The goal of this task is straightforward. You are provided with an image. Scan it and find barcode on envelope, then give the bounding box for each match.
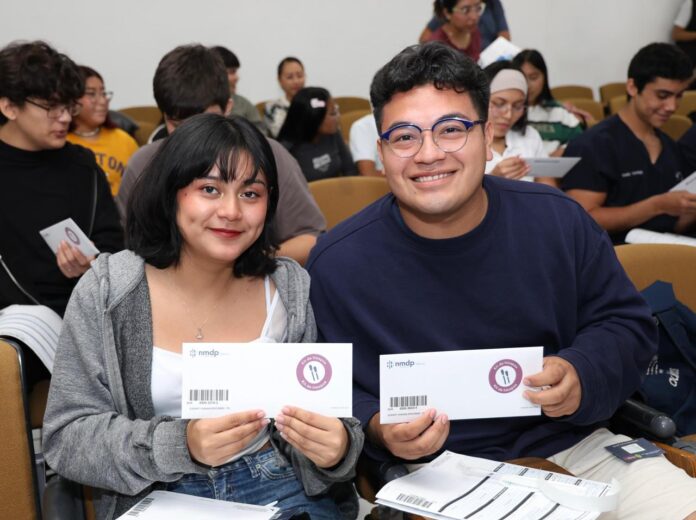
[189,389,229,402]
[126,497,155,516]
[389,395,427,408]
[396,493,433,508]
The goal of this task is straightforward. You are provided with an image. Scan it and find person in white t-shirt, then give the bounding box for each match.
[349,113,383,176]
[483,61,550,185]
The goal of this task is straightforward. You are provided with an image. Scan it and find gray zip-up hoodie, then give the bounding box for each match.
[43,250,363,519]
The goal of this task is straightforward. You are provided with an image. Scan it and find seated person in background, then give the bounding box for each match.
[511,49,584,156]
[307,42,696,520]
[562,43,696,244]
[278,87,357,182]
[67,66,139,195]
[116,45,326,266]
[0,41,123,318]
[210,45,266,134]
[265,57,306,138]
[419,0,510,50]
[426,0,483,62]
[44,114,363,520]
[349,112,383,176]
[679,120,696,171]
[672,0,696,86]
[483,61,550,184]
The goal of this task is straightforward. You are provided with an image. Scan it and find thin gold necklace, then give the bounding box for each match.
[167,270,225,341]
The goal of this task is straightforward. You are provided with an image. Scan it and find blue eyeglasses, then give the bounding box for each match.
[379,117,485,158]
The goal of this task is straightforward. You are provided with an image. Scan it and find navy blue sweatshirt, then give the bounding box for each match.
[308,176,657,463]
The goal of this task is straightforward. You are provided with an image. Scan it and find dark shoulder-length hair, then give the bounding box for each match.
[484,60,528,134]
[511,49,554,106]
[277,86,330,146]
[126,113,279,277]
[70,65,117,131]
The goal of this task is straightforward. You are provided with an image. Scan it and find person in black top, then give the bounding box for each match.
[561,43,696,243]
[0,41,123,317]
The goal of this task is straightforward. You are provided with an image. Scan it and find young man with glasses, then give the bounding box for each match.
[562,43,696,244]
[0,41,123,317]
[308,42,696,518]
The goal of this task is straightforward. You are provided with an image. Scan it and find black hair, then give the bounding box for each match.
[484,60,528,133]
[277,86,330,146]
[277,57,304,78]
[0,40,83,125]
[70,65,117,131]
[153,44,229,121]
[210,46,240,70]
[126,113,279,277]
[433,0,445,18]
[628,43,693,93]
[511,49,554,106]
[441,0,459,12]
[370,42,489,133]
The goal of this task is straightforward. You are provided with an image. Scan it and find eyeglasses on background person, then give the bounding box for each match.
[452,2,486,16]
[379,116,484,157]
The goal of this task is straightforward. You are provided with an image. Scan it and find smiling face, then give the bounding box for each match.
[377,84,492,238]
[175,156,268,267]
[488,88,526,139]
[74,76,109,131]
[628,77,690,128]
[278,61,306,101]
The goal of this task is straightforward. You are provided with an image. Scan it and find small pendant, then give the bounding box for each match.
[195,328,204,340]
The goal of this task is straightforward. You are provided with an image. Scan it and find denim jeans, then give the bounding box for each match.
[165,447,341,520]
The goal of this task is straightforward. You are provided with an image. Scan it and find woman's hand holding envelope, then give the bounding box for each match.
[186,410,269,466]
[522,356,581,417]
[275,406,349,468]
[57,240,94,278]
[367,409,450,460]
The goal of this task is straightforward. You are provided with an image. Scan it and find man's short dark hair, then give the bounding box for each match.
[0,40,83,125]
[370,42,489,133]
[628,43,693,93]
[210,46,240,70]
[153,44,229,121]
[126,113,279,277]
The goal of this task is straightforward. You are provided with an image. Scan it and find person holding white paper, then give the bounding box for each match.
[482,61,552,185]
[43,114,363,520]
[562,43,696,244]
[308,42,696,519]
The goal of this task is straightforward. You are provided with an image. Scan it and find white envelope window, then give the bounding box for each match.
[380,347,543,424]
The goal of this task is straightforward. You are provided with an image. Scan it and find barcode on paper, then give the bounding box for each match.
[189,389,230,402]
[389,395,427,408]
[126,497,155,516]
[396,493,433,509]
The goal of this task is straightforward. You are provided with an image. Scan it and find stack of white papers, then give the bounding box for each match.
[0,304,62,372]
[116,491,279,519]
[625,228,696,248]
[376,451,619,520]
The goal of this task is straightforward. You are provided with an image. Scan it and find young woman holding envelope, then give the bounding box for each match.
[43,114,363,520]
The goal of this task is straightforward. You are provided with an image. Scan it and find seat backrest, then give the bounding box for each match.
[563,98,604,124]
[599,82,626,105]
[117,106,163,127]
[339,109,372,143]
[615,244,696,310]
[0,338,41,519]
[308,176,390,229]
[334,96,371,113]
[255,101,267,120]
[608,94,627,115]
[550,85,594,101]
[676,90,696,118]
[660,114,692,141]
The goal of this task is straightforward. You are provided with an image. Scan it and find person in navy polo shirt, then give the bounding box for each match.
[562,43,696,244]
[308,42,696,519]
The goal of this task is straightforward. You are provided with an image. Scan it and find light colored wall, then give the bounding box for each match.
[0,0,687,108]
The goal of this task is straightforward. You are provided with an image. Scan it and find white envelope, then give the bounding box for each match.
[523,157,581,178]
[670,170,696,194]
[39,217,100,257]
[380,347,543,424]
[478,36,522,68]
[182,342,352,419]
[116,491,278,519]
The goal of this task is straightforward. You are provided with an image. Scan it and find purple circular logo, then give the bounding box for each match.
[488,359,523,393]
[65,227,80,245]
[296,354,332,391]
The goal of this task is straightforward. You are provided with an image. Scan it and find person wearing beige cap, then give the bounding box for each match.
[483,61,550,185]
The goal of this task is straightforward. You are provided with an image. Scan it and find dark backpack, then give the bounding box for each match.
[639,281,696,436]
